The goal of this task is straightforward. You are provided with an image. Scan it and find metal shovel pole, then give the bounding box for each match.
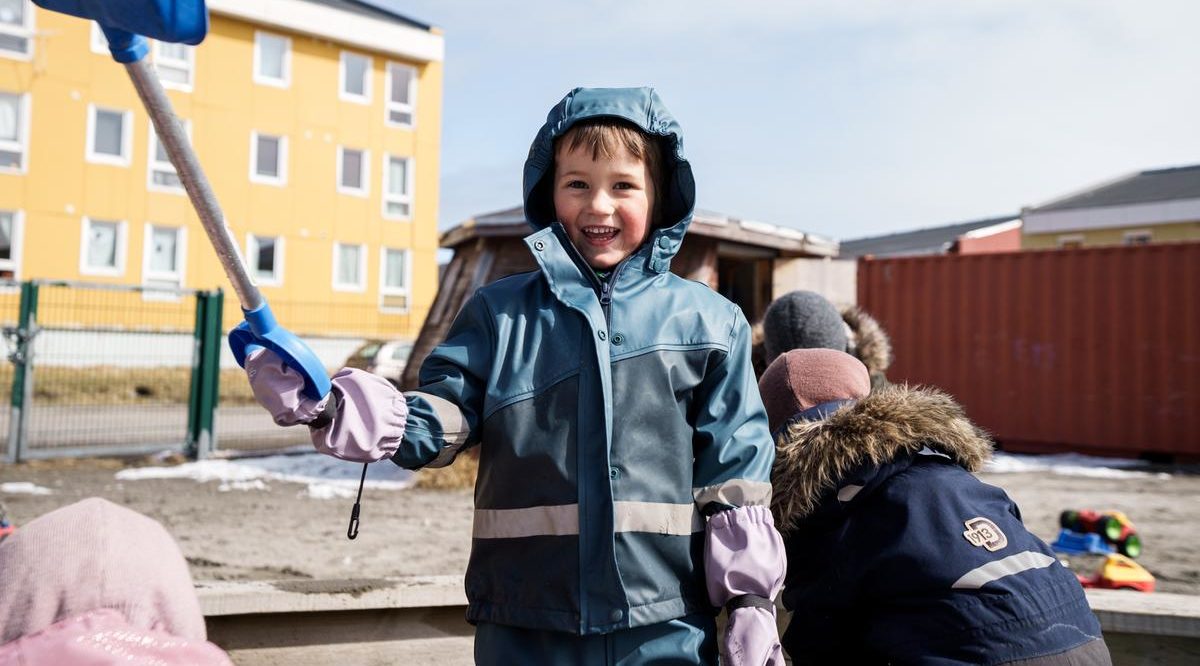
[124,58,263,312]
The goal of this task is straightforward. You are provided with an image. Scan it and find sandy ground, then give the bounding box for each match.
[1,458,1198,595]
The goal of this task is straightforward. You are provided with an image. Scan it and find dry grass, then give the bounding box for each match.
[0,365,260,405]
[414,449,479,490]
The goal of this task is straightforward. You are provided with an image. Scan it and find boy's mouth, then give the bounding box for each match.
[581,225,619,244]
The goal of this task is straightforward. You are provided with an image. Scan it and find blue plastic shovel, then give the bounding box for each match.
[32,0,330,401]
[34,1,369,538]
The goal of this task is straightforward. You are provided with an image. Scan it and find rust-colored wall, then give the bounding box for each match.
[955,228,1022,255]
[858,242,1200,458]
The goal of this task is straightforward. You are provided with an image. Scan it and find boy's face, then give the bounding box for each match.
[553,143,655,270]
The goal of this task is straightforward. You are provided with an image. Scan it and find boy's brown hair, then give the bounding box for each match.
[554,118,670,226]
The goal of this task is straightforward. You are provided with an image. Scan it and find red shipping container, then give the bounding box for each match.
[857,242,1200,458]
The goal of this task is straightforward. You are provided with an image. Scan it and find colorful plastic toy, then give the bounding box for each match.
[1059,509,1142,558]
[1051,529,1115,557]
[1076,554,1155,593]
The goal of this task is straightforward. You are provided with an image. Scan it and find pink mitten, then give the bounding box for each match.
[309,368,408,462]
[244,348,328,426]
[705,505,787,666]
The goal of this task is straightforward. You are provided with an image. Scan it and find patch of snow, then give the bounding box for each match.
[1,482,54,495]
[984,452,1170,480]
[116,453,415,498]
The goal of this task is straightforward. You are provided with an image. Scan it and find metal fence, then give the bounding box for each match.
[2,280,406,461]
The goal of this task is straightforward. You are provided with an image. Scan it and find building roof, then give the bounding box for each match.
[314,0,432,31]
[1030,164,1200,213]
[439,206,838,257]
[838,215,1018,258]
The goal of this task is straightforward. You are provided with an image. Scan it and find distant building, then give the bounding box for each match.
[1022,164,1200,249]
[1,0,444,338]
[838,216,1021,258]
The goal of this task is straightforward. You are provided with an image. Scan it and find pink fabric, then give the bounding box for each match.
[245,347,329,426]
[758,348,870,433]
[705,505,786,666]
[310,367,408,462]
[245,348,407,462]
[0,498,207,644]
[0,609,231,666]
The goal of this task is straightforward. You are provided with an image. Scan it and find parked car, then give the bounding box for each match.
[343,339,413,387]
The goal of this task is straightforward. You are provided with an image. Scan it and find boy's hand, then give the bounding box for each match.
[704,505,787,666]
[245,348,329,426]
[245,348,408,462]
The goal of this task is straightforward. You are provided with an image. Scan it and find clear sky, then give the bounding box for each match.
[377,0,1199,241]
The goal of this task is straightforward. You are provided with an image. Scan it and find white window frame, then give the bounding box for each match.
[253,30,291,88]
[147,119,192,194]
[332,242,367,292]
[381,154,414,221]
[249,131,287,186]
[0,91,30,174]
[142,223,187,299]
[85,104,133,167]
[378,247,411,314]
[79,217,127,277]
[0,0,34,61]
[0,209,23,280]
[384,62,417,128]
[1056,234,1084,249]
[90,22,108,54]
[245,233,284,287]
[1123,229,1153,246]
[336,146,370,197]
[153,40,195,92]
[338,51,372,104]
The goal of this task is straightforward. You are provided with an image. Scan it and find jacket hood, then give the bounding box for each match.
[841,305,892,383]
[523,87,696,271]
[771,385,992,532]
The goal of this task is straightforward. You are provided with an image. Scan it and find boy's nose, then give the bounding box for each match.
[586,191,616,215]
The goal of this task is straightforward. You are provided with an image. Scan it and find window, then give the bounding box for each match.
[86,105,132,166]
[253,31,290,87]
[339,51,371,103]
[250,132,287,185]
[147,120,191,193]
[80,218,126,276]
[1056,234,1084,250]
[153,41,194,91]
[0,91,27,172]
[91,22,108,54]
[333,242,366,291]
[1123,229,1152,246]
[246,234,283,286]
[379,248,410,313]
[143,224,186,298]
[0,0,33,59]
[0,209,22,279]
[382,155,413,220]
[385,62,416,127]
[337,146,369,196]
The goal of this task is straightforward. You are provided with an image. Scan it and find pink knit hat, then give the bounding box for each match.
[758,348,871,433]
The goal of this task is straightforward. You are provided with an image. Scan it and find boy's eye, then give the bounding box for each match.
[565,180,588,189]
[614,182,633,190]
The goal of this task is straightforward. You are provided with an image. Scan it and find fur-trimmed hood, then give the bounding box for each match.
[841,306,892,386]
[771,384,992,532]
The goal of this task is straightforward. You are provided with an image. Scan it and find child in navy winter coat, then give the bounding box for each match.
[759,348,1111,665]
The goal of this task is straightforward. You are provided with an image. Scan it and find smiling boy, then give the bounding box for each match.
[246,87,785,665]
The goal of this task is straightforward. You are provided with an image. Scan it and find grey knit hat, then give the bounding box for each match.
[761,291,848,365]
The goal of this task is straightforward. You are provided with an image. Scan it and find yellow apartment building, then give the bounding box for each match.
[1022,165,1200,250]
[0,0,443,339]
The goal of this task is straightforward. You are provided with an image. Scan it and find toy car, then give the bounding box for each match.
[1059,509,1142,558]
[1076,554,1155,593]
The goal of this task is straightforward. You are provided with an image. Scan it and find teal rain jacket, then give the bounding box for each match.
[394,87,775,635]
